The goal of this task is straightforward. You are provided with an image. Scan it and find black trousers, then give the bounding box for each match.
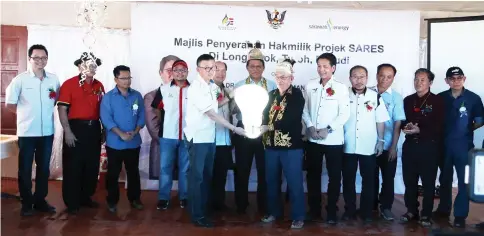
[402,139,438,218]
[306,142,344,218]
[17,135,54,207]
[212,145,233,208]
[234,121,266,213]
[373,150,397,210]
[105,146,141,205]
[342,153,376,219]
[62,120,102,210]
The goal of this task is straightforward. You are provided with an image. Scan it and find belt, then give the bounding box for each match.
[69,119,100,126]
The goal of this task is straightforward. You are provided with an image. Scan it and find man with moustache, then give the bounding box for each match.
[184,54,246,227]
[302,53,350,224]
[233,46,276,214]
[144,55,180,187]
[57,52,105,214]
[434,67,484,228]
[100,65,145,213]
[369,63,406,221]
[399,68,444,227]
[342,65,388,223]
[211,61,235,211]
[152,59,190,210]
[5,44,59,216]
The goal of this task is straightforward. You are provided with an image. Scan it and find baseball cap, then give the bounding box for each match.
[446,66,464,78]
[172,60,188,69]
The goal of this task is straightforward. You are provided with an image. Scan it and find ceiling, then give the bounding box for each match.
[167,1,484,13]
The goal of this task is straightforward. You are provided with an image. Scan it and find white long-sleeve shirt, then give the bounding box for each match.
[302,77,350,145]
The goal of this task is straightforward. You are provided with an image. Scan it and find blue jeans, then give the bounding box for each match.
[439,139,471,218]
[158,138,189,201]
[17,135,54,207]
[265,148,305,221]
[184,138,215,221]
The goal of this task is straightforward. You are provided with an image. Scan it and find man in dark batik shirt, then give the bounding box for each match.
[260,59,306,229]
[399,68,444,227]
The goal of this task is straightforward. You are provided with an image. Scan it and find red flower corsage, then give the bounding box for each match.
[157,100,164,110]
[326,87,335,96]
[48,88,56,99]
[364,101,373,111]
[273,105,281,111]
[414,107,421,112]
[216,91,224,101]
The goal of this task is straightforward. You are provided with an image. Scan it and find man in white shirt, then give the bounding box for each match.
[144,55,180,184]
[211,61,234,211]
[5,44,60,216]
[151,59,190,210]
[184,54,245,227]
[342,65,388,223]
[302,53,350,224]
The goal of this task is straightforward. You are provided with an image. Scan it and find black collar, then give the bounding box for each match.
[170,79,190,87]
[352,87,367,95]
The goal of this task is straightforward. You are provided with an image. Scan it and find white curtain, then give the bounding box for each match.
[27,24,131,179]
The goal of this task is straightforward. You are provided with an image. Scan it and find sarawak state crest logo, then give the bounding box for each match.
[265,9,287,29]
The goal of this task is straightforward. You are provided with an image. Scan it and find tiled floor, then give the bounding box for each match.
[1,180,483,236]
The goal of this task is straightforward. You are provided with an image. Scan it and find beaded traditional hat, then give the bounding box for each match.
[246,41,264,61]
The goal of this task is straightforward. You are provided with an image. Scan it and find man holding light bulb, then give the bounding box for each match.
[259,58,306,229]
[233,46,276,215]
[184,54,245,228]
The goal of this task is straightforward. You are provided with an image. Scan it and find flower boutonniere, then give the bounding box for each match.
[216,90,224,102]
[364,101,374,111]
[273,105,281,111]
[459,101,467,117]
[132,99,139,116]
[48,87,56,99]
[326,87,335,96]
[157,100,164,110]
[95,87,104,101]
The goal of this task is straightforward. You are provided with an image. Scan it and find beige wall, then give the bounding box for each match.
[1,1,483,39]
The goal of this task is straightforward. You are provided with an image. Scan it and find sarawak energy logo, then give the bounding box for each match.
[219,14,236,30]
[309,18,349,31]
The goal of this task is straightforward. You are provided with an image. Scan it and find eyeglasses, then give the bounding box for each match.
[116,77,132,80]
[275,75,291,81]
[198,66,215,72]
[30,57,48,62]
[448,76,464,82]
[173,69,188,73]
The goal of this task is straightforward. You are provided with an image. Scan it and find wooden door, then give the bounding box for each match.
[1,25,27,135]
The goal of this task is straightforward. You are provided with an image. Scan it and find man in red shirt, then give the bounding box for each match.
[57,52,105,215]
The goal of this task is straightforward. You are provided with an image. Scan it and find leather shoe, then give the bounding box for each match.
[34,202,56,213]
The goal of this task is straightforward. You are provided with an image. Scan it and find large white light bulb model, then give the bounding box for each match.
[234,84,269,139]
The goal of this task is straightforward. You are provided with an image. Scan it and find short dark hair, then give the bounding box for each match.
[216,61,228,71]
[415,68,435,82]
[28,44,48,57]
[349,65,368,76]
[316,53,337,73]
[377,63,397,75]
[113,65,130,77]
[196,54,215,67]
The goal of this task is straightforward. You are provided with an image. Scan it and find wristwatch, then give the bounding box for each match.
[327,125,333,133]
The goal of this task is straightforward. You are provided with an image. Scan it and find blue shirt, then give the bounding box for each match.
[5,70,60,137]
[369,86,406,150]
[100,87,146,150]
[439,88,484,146]
[234,77,277,121]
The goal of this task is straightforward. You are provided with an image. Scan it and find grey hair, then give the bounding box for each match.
[159,55,180,72]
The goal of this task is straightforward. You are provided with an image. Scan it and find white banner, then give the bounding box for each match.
[131,3,421,193]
